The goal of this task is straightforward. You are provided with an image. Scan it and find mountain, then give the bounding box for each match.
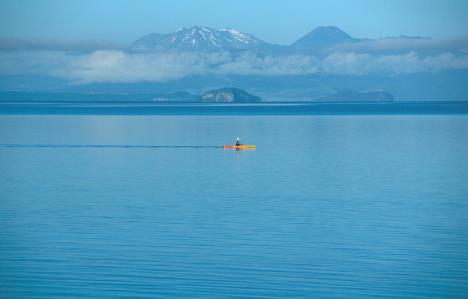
[316,90,394,102]
[129,26,269,52]
[127,25,459,57]
[291,26,356,53]
[201,87,261,103]
[128,25,361,54]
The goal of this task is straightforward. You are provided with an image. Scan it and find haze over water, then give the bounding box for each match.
[1,114,467,298]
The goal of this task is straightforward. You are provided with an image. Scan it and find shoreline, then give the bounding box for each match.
[1,101,468,115]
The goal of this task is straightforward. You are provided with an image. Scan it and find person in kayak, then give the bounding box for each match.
[235,137,241,146]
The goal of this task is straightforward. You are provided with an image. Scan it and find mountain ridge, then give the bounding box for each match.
[129,26,269,52]
[129,25,360,53]
[128,25,440,56]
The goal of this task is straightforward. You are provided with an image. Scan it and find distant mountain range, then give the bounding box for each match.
[128,25,432,56]
[129,25,358,54]
[129,26,270,52]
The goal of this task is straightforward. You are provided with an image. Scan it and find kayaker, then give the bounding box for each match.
[235,137,241,146]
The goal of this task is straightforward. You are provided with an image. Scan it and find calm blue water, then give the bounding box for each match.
[1,114,468,298]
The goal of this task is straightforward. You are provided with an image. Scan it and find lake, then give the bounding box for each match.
[1,114,468,298]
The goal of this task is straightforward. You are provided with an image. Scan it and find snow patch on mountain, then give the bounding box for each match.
[129,26,267,52]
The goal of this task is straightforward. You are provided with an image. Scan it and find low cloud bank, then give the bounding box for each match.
[332,36,468,54]
[1,49,468,84]
[0,37,125,52]
[321,52,468,75]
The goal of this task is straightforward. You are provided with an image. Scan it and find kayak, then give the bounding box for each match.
[223,145,256,149]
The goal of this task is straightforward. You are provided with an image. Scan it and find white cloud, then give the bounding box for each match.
[215,53,320,75]
[50,51,322,83]
[0,37,124,51]
[1,49,468,83]
[58,50,231,83]
[331,37,468,54]
[321,52,468,75]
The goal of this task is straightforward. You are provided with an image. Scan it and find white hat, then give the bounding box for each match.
[237,137,240,140]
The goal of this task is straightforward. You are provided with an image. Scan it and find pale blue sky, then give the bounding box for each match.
[1,0,468,45]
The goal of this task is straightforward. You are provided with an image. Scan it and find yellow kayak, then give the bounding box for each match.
[223,145,256,149]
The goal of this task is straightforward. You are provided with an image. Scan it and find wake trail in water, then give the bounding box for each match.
[0,144,223,149]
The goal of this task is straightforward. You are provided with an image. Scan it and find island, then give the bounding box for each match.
[200,88,261,103]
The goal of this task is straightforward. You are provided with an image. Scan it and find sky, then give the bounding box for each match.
[1,0,468,45]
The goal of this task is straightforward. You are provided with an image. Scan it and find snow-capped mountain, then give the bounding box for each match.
[128,25,447,57]
[129,26,269,52]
